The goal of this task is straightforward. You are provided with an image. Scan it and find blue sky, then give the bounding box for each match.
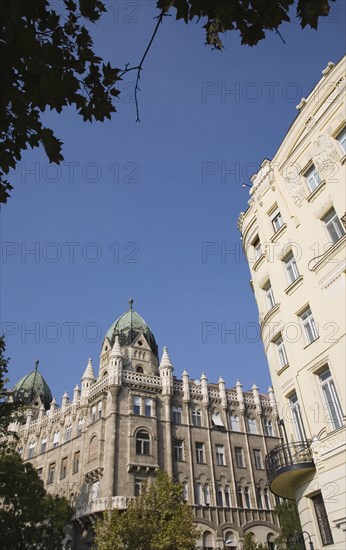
[1,1,345,401]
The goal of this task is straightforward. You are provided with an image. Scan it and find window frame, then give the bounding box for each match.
[172,406,182,424]
[195,442,205,464]
[263,280,275,310]
[336,126,346,153]
[235,446,245,468]
[289,392,306,441]
[283,251,300,285]
[299,306,318,344]
[304,164,321,192]
[253,449,263,470]
[192,408,202,427]
[174,440,184,462]
[216,444,225,466]
[322,208,345,244]
[274,334,288,368]
[136,430,150,456]
[318,367,343,430]
[271,208,283,233]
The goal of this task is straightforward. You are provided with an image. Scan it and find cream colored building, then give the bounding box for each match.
[238,57,346,549]
[10,302,281,549]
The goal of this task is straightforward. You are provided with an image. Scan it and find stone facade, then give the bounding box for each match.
[238,56,346,549]
[10,306,281,549]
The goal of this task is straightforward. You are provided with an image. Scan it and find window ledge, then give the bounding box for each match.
[303,337,320,350]
[306,180,326,203]
[310,234,346,273]
[277,364,289,376]
[284,275,304,295]
[270,223,287,243]
[253,253,266,272]
[260,303,280,329]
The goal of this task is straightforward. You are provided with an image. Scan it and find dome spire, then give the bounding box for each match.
[129,297,133,310]
[34,359,39,371]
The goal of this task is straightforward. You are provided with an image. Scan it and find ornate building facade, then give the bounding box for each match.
[238,56,346,549]
[11,302,281,549]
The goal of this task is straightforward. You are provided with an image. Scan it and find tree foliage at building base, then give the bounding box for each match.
[94,471,200,550]
[0,451,73,550]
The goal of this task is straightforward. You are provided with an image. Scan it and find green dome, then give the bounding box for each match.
[105,303,158,359]
[12,364,52,410]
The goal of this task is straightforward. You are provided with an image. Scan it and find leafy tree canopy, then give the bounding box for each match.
[0,0,334,203]
[94,471,200,550]
[243,532,268,550]
[0,451,73,550]
[0,336,22,447]
[274,500,303,549]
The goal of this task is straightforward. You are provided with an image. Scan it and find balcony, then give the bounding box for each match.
[74,495,134,520]
[265,441,315,499]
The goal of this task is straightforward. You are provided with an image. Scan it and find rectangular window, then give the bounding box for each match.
[37,467,43,478]
[133,396,141,415]
[253,236,262,259]
[235,446,245,468]
[192,409,202,427]
[195,442,205,464]
[145,398,152,417]
[172,406,182,424]
[52,431,60,448]
[98,400,102,419]
[336,127,346,153]
[65,426,72,442]
[319,367,343,430]
[60,457,68,479]
[322,208,345,244]
[300,306,318,344]
[311,493,334,546]
[253,449,263,469]
[263,281,275,310]
[216,444,225,466]
[174,440,184,462]
[284,251,300,284]
[305,164,321,192]
[274,334,288,368]
[271,208,283,232]
[134,478,143,497]
[48,463,55,484]
[73,451,80,474]
[289,392,306,441]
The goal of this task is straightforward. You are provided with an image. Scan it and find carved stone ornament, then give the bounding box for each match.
[312,134,341,179]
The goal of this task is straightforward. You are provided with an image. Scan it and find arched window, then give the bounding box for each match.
[244,486,251,508]
[136,365,144,373]
[182,481,188,501]
[246,416,257,434]
[224,485,231,507]
[88,435,98,462]
[230,414,240,431]
[52,431,60,448]
[133,396,141,415]
[217,484,223,507]
[41,436,47,453]
[192,408,201,427]
[264,417,273,436]
[77,418,83,437]
[172,406,182,424]
[264,487,271,509]
[28,440,35,458]
[203,531,214,550]
[267,533,276,550]
[256,487,263,508]
[65,425,72,442]
[237,486,243,508]
[203,484,210,505]
[212,410,224,426]
[136,430,150,455]
[195,482,202,505]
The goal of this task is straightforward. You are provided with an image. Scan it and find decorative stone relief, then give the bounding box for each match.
[284,165,306,205]
[312,134,341,180]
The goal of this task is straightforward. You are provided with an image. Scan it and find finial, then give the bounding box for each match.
[129,297,133,310]
[34,359,39,371]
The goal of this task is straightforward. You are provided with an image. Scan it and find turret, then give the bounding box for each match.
[200,372,209,406]
[268,386,279,418]
[61,391,69,411]
[218,376,227,409]
[109,336,123,386]
[236,379,245,412]
[182,369,190,402]
[81,358,95,397]
[252,383,262,414]
[159,347,173,395]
